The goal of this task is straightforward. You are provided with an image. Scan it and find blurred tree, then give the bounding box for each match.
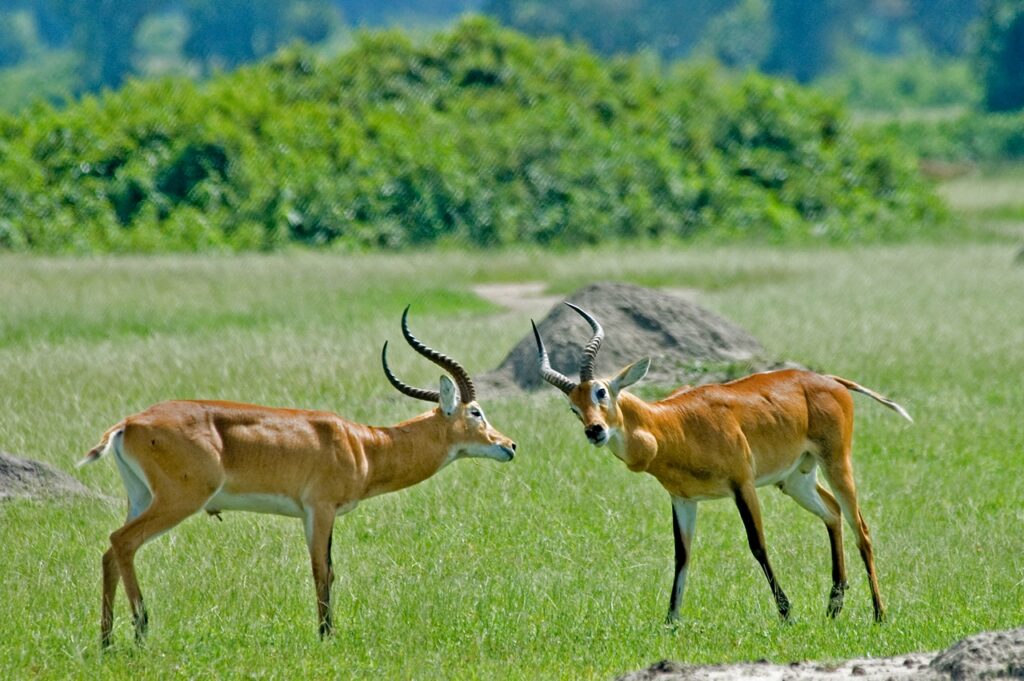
[23,0,74,47]
[761,0,845,82]
[134,12,192,77]
[338,0,481,25]
[184,0,342,71]
[0,12,37,68]
[47,0,161,89]
[482,0,732,58]
[696,0,773,69]
[972,0,1024,112]
[907,0,983,55]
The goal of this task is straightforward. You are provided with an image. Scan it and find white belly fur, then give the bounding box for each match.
[205,491,305,517]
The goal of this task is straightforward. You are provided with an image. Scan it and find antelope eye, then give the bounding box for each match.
[470,408,482,418]
[596,388,607,400]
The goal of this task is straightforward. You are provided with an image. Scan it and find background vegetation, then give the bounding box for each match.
[0,19,946,253]
[2,1,1024,253]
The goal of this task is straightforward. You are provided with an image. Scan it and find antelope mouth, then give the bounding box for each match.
[588,431,610,447]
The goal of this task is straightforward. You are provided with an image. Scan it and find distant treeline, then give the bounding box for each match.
[0,19,945,252]
[0,0,1001,104]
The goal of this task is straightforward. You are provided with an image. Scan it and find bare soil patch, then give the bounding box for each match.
[477,281,787,396]
[472,282,560,316]
[618,627,1024,681]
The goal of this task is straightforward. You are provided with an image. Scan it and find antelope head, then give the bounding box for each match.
[532,303,650,447]
[382,306,517,462]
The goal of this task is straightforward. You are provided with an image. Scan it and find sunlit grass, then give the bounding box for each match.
[1,243,1022,679]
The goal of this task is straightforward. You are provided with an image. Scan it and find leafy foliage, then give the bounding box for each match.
[0,18,946,252]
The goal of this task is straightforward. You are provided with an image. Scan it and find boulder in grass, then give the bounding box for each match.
[0,450,94,501]
[479,281,787,395]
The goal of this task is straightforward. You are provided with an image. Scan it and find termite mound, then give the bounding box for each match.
[479,281,791,396]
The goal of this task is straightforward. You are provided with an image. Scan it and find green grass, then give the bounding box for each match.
[938,164,1024,243]
[1,243,1023,679]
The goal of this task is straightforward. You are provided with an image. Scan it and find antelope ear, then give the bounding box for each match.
[610,358,650,393]
[439,375,459,416]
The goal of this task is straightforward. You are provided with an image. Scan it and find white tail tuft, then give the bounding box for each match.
[885,400,914,424]
[77,427,124,468]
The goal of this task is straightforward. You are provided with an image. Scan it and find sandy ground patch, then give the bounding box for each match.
[619,627,1024,680]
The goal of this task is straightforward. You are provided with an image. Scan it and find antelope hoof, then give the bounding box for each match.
[319,620,334,639]
[873,606,887,624]
[827,582,847,619]
[664,611,681,627]
[133,608,149,644]
[777,596,792,622]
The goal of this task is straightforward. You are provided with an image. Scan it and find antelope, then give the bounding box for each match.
[533,303,911,624]
[79,307,517,647]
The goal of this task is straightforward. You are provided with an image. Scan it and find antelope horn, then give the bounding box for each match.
[532,320,578,395]
[565,302,604,382]
[381,342,439,403]
[401,305,477,403]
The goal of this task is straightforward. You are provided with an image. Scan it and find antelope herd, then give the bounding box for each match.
[82,302,910,646]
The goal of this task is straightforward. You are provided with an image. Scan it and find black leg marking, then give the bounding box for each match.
[320,527,335,638]
[734,485,790,621]
[826,523,847,618]
[668,503,688,619]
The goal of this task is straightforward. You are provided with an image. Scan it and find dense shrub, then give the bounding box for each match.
[0,17,946,252]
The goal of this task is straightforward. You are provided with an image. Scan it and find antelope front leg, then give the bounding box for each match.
[734,482,790,621]
[666,497,697,624]
[304,506,336,638]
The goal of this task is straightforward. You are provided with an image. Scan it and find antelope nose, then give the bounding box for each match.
[510,442,517,452]
[585,424,606,441]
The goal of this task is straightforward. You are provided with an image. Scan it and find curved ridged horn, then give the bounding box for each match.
[401,305,476,403]
[381,341,439,403]
[532,320,578,395]
[565,302,604,382]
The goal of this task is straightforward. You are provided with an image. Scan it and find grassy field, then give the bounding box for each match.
[1,241,1023,679]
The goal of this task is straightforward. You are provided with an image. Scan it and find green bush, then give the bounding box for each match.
[0,17,946,252]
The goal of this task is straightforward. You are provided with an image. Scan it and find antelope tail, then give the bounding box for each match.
[827,376,913,423]
[77,423,125,468]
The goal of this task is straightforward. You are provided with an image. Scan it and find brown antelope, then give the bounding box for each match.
[533,303,911,624]
[79,307,517,647]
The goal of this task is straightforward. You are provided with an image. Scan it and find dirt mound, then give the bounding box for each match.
[478,282,777,394]
[617,627,1024,681]
[0,451,94,501]
[930,628,1024,679]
